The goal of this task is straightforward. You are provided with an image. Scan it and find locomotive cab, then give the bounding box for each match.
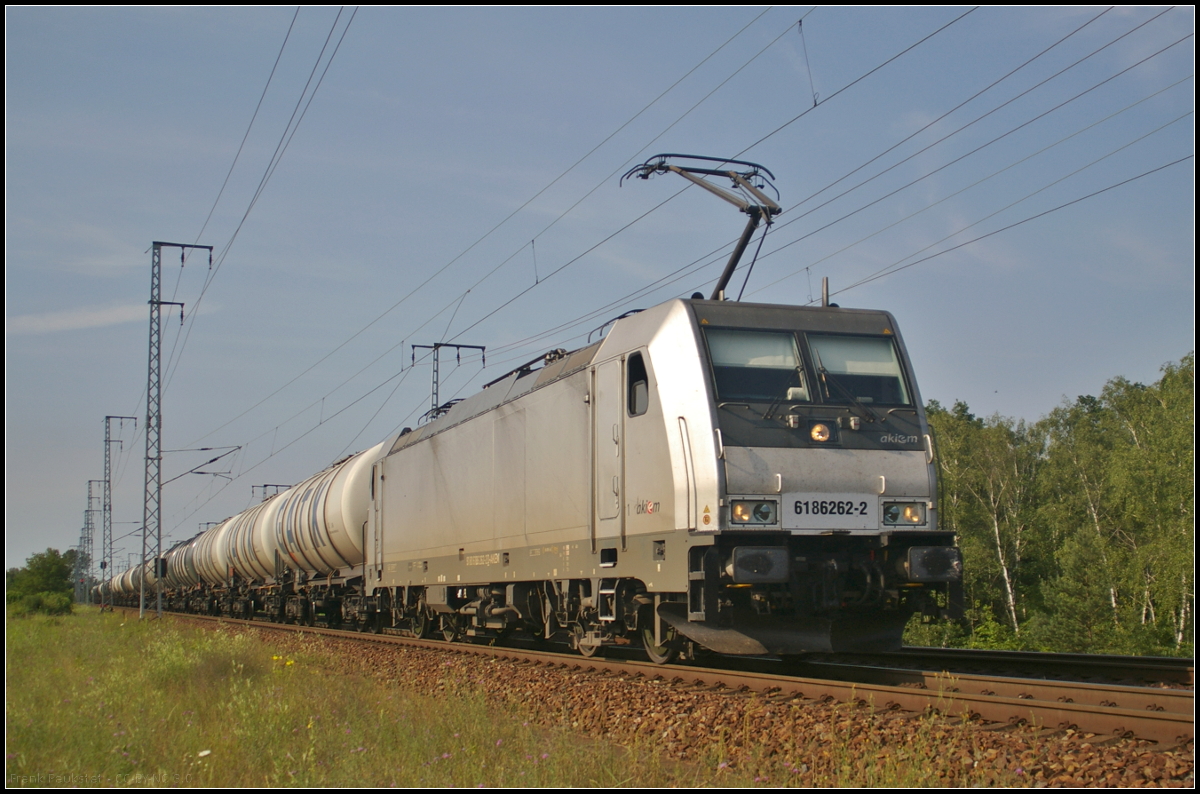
[641,298,962,654]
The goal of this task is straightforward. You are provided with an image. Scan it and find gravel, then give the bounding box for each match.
[207,621,1196,787]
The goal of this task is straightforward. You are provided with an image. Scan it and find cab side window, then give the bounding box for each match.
[628,352,649,417]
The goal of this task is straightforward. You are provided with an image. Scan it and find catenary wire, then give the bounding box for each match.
[181,7,781,447]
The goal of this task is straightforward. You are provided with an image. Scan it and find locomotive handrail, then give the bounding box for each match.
[481,347,570,389]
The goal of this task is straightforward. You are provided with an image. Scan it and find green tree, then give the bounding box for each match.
[1101,355,1194,652]
[6,547,76,603]
[928,402,1043,643]
[932,354,1193,656]
[1035,394,1126,636]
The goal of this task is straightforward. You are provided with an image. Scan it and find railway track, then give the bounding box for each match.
[861,647,1193,687]
[151,610,1193,747]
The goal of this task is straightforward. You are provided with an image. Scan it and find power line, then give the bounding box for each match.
[194,7,301,246]
[163,8,359,395]
[746,77,1195,298]
[734,7,980,158]
[836,155,1194,294]
[182,7,778,447]
[787,6,1116,218]
[776,7,1175,237]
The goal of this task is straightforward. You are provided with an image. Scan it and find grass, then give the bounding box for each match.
[5,609,764,787]
[6,608,1022,787]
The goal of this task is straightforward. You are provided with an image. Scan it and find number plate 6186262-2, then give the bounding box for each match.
[784,493,877,530]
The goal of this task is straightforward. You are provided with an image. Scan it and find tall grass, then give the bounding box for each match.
[5,610,759,787]
[7,610,1020,787]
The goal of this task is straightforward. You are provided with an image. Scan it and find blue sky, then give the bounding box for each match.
[5,7,1194,570]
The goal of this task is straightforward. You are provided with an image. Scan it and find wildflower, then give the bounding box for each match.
[495,739,503,747]
[198,750,212,758]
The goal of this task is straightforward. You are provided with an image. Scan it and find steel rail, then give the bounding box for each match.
[148,610,1194,746]
[885,647,1195,686]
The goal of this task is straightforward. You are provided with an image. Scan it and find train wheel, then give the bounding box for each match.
[411,612,431,639]
[573,624,604,658]
[641,624,679,665]
[441,614,463,642]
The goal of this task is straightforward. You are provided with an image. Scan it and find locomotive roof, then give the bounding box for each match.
[387,340,602,456]
[385,298,900,457]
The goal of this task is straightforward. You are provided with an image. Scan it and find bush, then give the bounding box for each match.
[9,592,73,617]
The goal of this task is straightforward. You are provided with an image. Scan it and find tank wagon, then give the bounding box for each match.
[109,296,962,661]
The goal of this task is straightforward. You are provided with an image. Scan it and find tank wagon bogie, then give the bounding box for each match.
[107,297,961,661]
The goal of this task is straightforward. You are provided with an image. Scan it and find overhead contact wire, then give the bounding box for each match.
[186,7,767,445]
[838,155,1195,294]
[746,77,1196,297]
[165,8,358,398]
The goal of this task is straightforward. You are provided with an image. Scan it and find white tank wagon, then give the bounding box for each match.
[162,535,202,589]
[120,441,389,622]
[218,508,263,581]
[270,441,383,576]
[112,563,145,598]
[192,518,235,586]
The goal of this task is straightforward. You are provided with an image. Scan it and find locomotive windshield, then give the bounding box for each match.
[808,334,911,406]
[702,327,912,407]
[704,329,809,403]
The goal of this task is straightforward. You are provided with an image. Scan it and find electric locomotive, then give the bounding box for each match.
[366,296,961,661]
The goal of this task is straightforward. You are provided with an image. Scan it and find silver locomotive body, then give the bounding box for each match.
[369,298,960,656]
[111,297,960,658]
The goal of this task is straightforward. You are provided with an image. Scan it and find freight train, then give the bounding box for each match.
[104,296,963,662]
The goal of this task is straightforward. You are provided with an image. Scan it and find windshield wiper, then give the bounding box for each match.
[763,368,804,421]
[812,348,880,424]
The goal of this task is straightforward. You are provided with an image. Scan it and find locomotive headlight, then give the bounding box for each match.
[810,422,832,442]
[731,500,778,525]
[883,502,927,526]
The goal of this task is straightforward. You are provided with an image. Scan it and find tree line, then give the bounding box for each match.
[908,353,1193,656]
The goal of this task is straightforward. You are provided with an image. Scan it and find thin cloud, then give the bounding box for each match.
[6,304,146,335]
